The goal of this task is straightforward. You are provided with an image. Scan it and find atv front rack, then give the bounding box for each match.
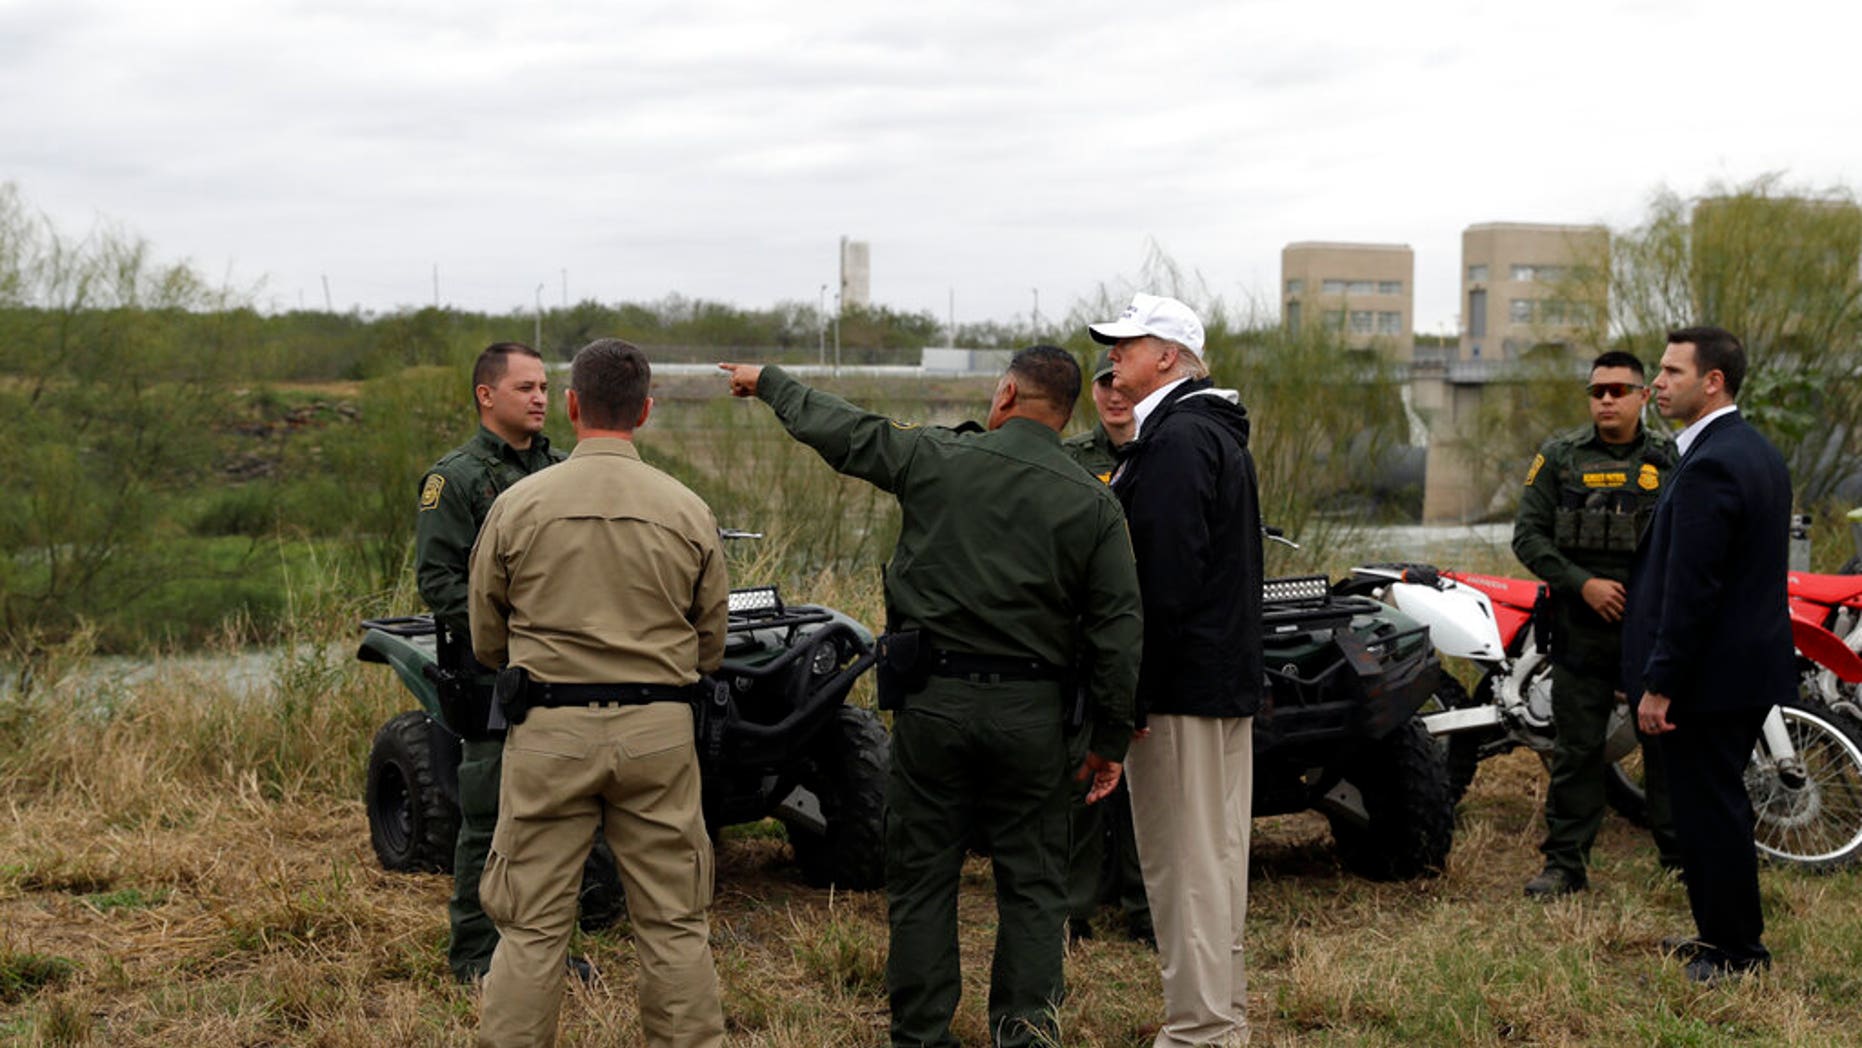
[726,585,835,634]
[360,585,836,644]
[1258,574,1439,748]
[1263,575,1387,635]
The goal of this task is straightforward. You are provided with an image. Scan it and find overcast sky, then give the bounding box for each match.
[5,0,1858,336]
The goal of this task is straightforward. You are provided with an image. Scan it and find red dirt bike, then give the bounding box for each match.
[1339,562,1862,870]
[1788,568,1862,712]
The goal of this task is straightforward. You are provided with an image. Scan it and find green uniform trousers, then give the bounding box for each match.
[451,737,504,980]
[1541,662,1681,876]
[478,704,722,1048]
[886,679,1071,1048]
[1065,775,1151,937]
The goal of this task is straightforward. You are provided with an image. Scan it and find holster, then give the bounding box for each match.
[874,629,929,711]
[693,677,733,766]
[437,625,503,740]
[1065,681,1088,736]
[492,665,531,727]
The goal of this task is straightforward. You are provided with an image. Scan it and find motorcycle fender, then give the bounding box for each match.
[1390,583,1508,661]
[1792,611,1862,684]
[1420,704,1504,736]
[356,628,447,722]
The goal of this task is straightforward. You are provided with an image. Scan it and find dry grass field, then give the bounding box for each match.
[5,576,1862,1046]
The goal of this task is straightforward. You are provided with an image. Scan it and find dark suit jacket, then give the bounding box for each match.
[1621,411,1796,715]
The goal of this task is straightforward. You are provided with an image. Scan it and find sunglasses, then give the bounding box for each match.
[1587,382,1644,399]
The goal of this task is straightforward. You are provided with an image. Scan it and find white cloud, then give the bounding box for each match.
[3,0,1856,328]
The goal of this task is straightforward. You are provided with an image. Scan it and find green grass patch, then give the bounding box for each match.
[0,948,75,1005]
[82,887,171,913]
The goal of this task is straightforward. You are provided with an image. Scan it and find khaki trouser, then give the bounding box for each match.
[1126,714,1252,1048]
[478,703,723,1048]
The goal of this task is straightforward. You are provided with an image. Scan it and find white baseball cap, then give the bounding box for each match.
[1088,293,1204,356]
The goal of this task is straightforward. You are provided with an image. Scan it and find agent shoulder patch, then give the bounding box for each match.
[1524,453,1546,487]
[418,473,446,511]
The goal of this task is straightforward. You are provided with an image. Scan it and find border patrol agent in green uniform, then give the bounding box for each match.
[721,348,1143,1048]
[1060,353,1153,947]
[414,342,567,981]
[1513,350,1682,897]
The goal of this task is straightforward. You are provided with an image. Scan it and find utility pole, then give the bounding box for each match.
[818,283,828,365]
[321,275,332,312]
[1031,287,1040,336]
[534,283,545,350]
[948,287,955,348]
[833,290,842,377]
[433,264,439,308]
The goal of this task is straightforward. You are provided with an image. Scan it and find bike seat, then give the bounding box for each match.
[1789,572,1862,607]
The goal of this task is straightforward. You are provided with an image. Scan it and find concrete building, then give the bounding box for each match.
[1459,223,1608,361]
[1282,241,1414,360]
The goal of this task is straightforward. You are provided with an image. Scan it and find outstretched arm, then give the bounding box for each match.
[719,362,923,492]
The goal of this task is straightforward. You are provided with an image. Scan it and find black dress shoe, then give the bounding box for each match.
[1066,918,1094,945]
[1659,936,1707,960]
[1683,954,1768,985]
[1523,868,1587,898]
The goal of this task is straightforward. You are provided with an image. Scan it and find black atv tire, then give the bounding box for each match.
[366,711,459,873]
[785,706,890,890]
[1327,718,1454,881]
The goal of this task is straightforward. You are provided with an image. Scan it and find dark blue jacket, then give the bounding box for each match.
[1112,378,1264,722]
[1621,411,1796,714]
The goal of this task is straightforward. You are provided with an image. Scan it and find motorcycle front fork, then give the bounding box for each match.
[1759,707,1808,790]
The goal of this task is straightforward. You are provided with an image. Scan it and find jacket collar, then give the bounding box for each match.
[1676,405,1740,459]
[567,436,642,461]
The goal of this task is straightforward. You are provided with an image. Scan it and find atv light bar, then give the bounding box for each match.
[1263,575,1331,605]
[729,586,783,614]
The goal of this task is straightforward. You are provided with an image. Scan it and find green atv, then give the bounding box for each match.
[1254,574,1454,880]
[355,583,888,890]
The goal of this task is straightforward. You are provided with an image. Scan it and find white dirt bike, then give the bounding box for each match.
[1336,563,1862,871]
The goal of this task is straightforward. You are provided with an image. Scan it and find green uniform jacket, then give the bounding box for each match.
[757,366,1144,762]
[1512,421,1676,673]
[415,425,565,639]
[1062,424,1120,484]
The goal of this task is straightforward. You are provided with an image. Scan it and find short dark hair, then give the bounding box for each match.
[570,339,651,429]
[1590,350,1646,380]
[472,341,542,394]
[1007,345,1081,418]
[1667,325,1746,397]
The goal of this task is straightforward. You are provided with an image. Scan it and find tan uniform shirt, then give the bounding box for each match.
[468,437,729,685]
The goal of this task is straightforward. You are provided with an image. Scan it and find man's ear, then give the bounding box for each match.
[635,396,654,430]
[476,383,494,411]
[566,388,582,426]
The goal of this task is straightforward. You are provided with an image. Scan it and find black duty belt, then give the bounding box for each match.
[529,681,696,708]
[929,649,1065,684]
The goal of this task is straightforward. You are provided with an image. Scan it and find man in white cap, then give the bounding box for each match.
[1088,292,1263,1047]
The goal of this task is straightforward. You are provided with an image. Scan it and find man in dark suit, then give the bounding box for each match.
[1622,325,1795,983]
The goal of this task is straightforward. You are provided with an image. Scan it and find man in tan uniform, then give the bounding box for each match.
[470,338,729,1048]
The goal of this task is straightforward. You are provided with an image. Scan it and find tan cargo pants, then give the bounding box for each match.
[477,703,723,1048]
